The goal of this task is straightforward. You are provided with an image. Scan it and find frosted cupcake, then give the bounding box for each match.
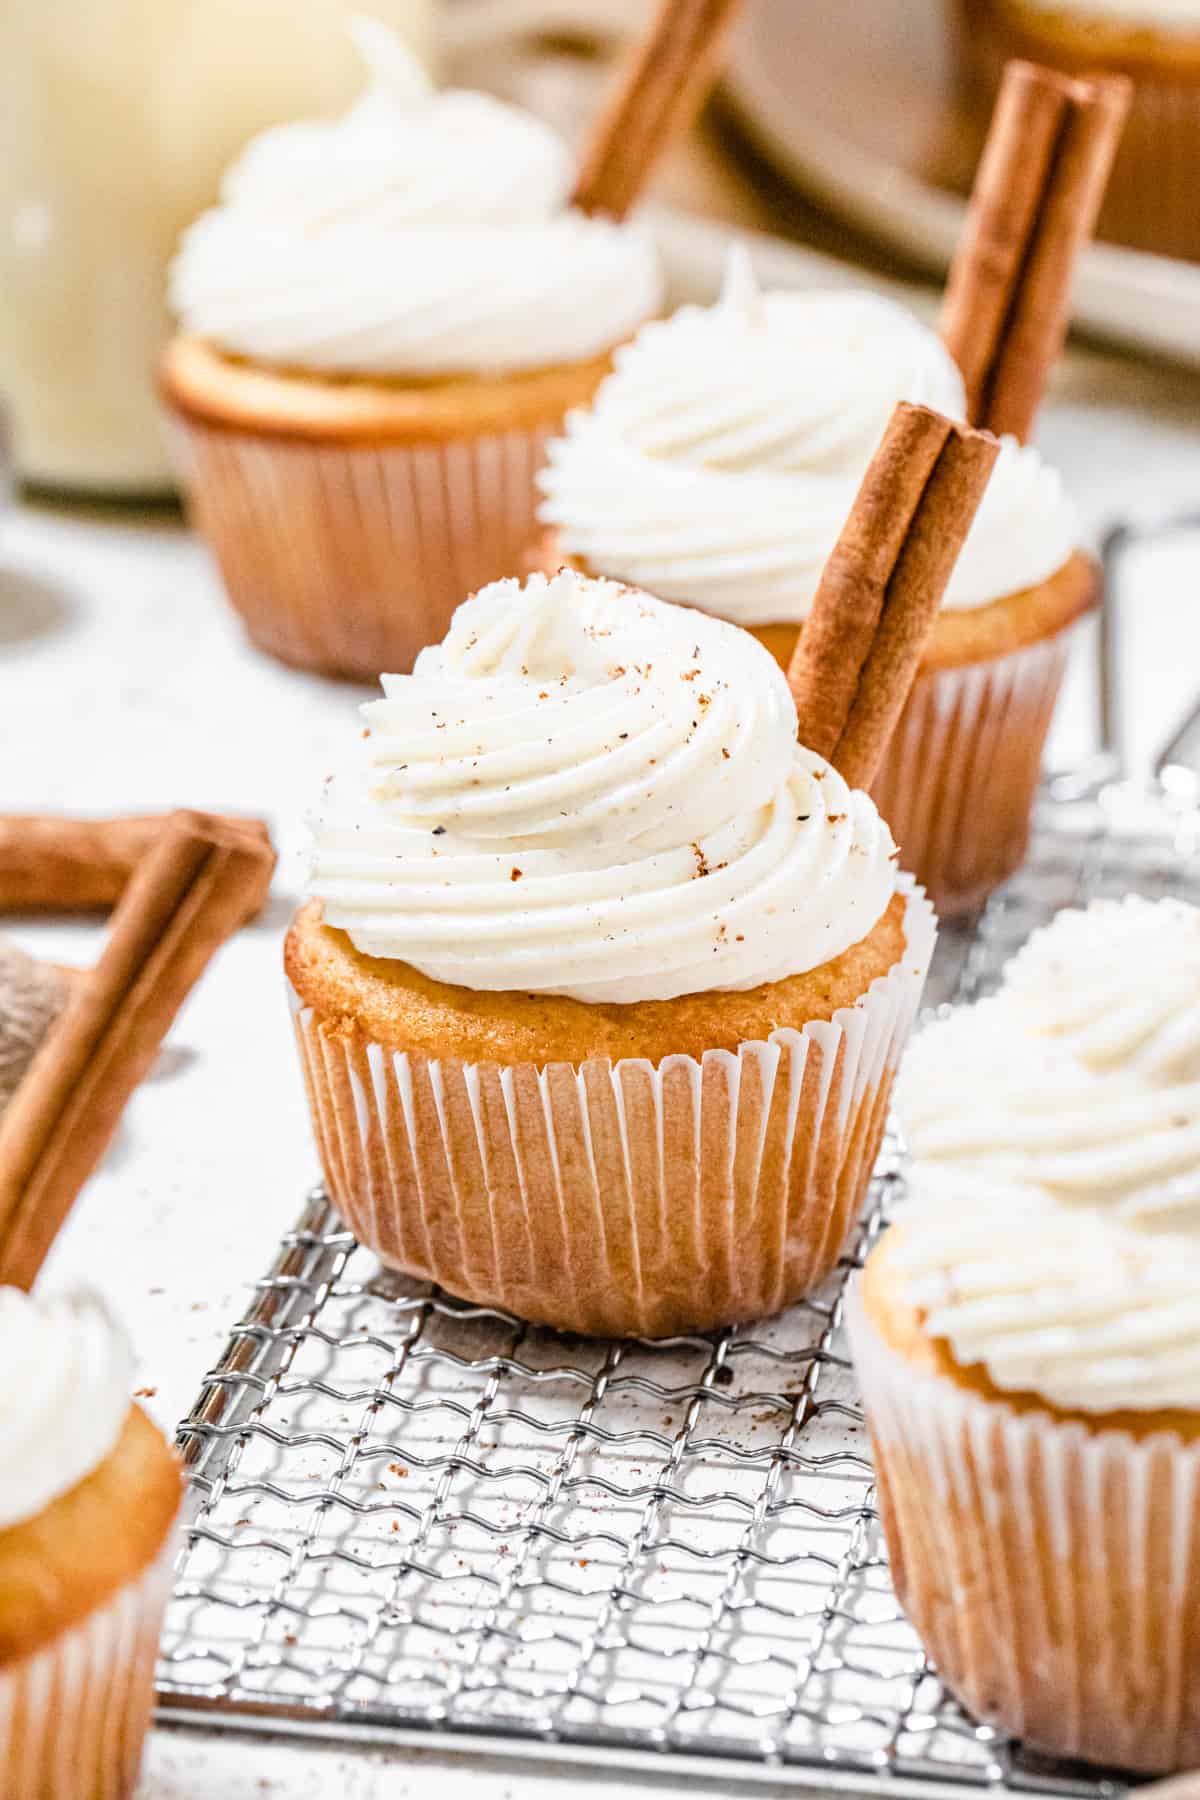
[536,257,1096,916]
[849,896,1200,1771]
[161,20,662,680]
[285,569,935,1337]
[0,1288,180,1798]
[951,0,1200,262]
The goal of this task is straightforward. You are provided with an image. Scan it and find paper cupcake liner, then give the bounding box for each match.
[869,624,1073,918]
[289,881,935,1338]
[846,1279,1200,1774]
[951,0,1200,262]
[167,415,559,680]
[0,1537,175,1800]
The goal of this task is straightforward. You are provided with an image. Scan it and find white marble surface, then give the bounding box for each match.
[2,331,1200,1796]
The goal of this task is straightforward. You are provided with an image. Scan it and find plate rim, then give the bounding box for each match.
[723,4,1200,367]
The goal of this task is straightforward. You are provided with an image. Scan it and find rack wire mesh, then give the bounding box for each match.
[157,781,1200,1795]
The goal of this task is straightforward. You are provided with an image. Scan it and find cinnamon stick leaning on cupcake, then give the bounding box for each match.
[160,0,746,681]
[535,60,1128,917]
[285,403,995,1337]
[849,895,1200,1774]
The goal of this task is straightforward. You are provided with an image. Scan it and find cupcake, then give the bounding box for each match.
[161,18,662,681]
[0,1287,180,1798]
[285,569,935,1337]
[848,896,1200,1772]
[536,256,1096,916]
[951,0,1200,262]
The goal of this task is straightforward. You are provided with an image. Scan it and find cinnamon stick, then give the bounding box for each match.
[0,810,275,1289]
[572,0,746,220]
[941,59,1129,443]
[0,812,272,915]
[788,403,999,791]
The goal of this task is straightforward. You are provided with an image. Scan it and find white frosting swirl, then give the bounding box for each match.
[538,253,1077,623]
[894,897,1200,1415]
[170,18,662,378]
[310,571,898,1004]
[0,1287,134,1531]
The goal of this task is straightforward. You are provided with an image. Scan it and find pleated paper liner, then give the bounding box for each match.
[166,415,564,680]
[289,881,935,1339]
[0,1538,175,1800]
[869,623,1075,919]
[951,0,1200,264]
[846,1279,1200,1775]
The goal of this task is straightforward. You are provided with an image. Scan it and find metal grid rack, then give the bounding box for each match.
[157,783,1200,1796]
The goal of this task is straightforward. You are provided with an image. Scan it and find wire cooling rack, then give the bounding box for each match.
[156,781,1200,1796]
